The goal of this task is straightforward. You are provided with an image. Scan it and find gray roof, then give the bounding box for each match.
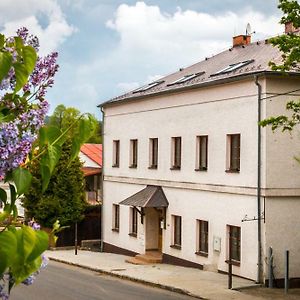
[101,39,287,107]
[119,185,169,208]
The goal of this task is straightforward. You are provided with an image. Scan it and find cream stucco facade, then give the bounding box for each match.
[102,74,300,283]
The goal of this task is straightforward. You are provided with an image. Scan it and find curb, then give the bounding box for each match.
[48,257,206,299]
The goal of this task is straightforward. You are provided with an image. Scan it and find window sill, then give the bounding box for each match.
[128,233,137,238]
[170,244,181,250]
[129,165,137,169]
[195,168,207,172]
[225,259,240,267]
[112,165,119,168]
[112,228,119,233]
[148,165,157,170]
[170,166,181,170]
[225,169,240,173]
[195,251,208,257]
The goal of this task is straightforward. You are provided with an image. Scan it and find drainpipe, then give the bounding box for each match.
[255,75,263,283]
[100,106,105,252]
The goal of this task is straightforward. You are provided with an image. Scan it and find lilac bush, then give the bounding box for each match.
[0,28,58,179]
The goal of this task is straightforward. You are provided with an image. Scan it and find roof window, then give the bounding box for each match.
[168,72,204,86]
[211,60,254,76]
[132,81,164,93]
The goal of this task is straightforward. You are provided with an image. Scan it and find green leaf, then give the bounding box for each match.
[40,164,51,193]
[14,36,24,55]
[9,184,16,206]
[70,138,81,162]
[16,226,36,262]
[0,230,18,274]
[12,204,18,219]
[12,167,33,195]
[22,46,37,75]
[0,210,10,222]
[0,34,5,48]
[47,145,62,174]
[27,230,49,262]
[0,51,12,84]
[39,126,62,147]
[9,226,48,285]
[79,117,94,142]
[0,187,7,205]
[13,62,28,93]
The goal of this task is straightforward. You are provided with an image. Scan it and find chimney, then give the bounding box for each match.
[285,21,300,34]
[232,35,251,47]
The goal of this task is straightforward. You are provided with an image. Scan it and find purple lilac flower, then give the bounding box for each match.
[0,274,9,300]
[22,255,48,286]
[0,27,58,178]
[28,220,41,230]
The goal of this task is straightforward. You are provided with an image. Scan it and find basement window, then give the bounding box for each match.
[211,60,254,76]
[132,81,164,93]
[168,72,204,85]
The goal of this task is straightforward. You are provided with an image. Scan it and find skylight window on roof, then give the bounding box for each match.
[211,59,254,76]
[132,81,164,93]
[168,72,205,86]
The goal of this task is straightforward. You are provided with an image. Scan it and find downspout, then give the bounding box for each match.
[254,75,263,283]
[100,106,105,252]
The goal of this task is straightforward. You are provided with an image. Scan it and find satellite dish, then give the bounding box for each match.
[246,23,251,35]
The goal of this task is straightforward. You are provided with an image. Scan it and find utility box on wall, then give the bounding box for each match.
[213,236,221,252]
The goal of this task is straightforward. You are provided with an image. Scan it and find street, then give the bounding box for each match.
[10,261,196,300]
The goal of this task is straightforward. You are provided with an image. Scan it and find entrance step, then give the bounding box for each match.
[126,251,162,265]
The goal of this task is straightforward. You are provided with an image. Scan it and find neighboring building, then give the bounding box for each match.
[100,27,300,285]
[79,144,102,205]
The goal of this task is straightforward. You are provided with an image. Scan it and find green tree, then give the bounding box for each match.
[23,140,87,228]
[48,105,102,143]
[261,0,300,131]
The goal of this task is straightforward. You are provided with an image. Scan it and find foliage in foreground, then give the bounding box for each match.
[262,0,300,131]
[0,27,94,297]
[23,140,87,228]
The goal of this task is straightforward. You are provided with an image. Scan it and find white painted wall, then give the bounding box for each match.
[79,152,100,168]
[102,75,300,281]
[264,197,300,279]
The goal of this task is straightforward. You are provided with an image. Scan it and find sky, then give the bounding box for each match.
[0,0,283,119]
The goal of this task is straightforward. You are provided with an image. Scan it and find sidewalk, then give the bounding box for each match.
[45,249,263,300]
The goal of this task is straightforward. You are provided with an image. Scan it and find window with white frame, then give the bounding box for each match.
[196,135,208,171]
[171,215,182,248]
[112,204,120,231]
[129,139,138,168]
[228,225,241,264]
[226,134,240,172]
[129,207,138,236]
[196,220,209,256]
[112,140,120,167]
[149,138,158,169]
[171,137,181,169]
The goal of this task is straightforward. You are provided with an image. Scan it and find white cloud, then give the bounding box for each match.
[106,1,282,68]
[117,82,140,93]
[0,0,75,55]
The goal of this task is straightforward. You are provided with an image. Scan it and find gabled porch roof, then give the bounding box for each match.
[119,185,169,208]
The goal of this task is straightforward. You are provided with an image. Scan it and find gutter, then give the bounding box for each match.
[254,75,263,284]
[100,106,105,252]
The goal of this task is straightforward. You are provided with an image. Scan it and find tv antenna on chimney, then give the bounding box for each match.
[246,23,255,36]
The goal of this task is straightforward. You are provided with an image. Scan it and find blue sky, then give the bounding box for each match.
[1,0,282,119]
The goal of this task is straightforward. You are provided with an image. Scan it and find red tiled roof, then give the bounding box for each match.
[80,144,102,167]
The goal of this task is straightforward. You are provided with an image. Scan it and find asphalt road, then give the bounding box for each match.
[10,261,196,300]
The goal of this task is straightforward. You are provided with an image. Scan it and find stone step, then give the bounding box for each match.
[126,251,162,265]
[125,257,153,265]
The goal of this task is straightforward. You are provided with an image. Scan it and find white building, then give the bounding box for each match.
[100,28,300,286]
